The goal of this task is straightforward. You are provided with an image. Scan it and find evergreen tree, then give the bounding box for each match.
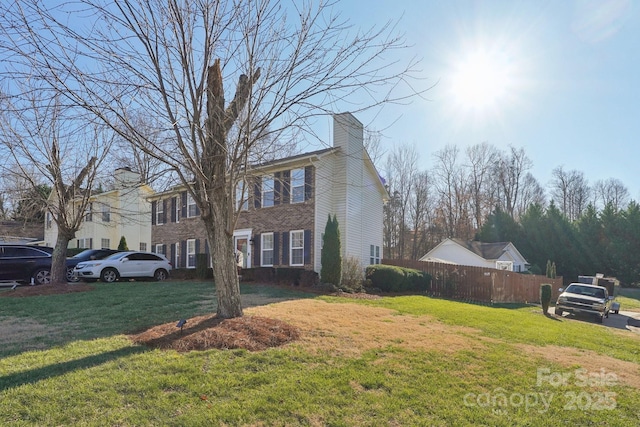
[321,214,342,286]
[118,236,129,251]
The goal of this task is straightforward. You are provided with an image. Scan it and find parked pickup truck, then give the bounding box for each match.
[555,283,613,323]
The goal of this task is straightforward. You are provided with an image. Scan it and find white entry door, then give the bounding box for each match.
[233,230,252,269]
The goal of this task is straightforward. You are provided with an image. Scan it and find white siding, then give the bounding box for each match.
[313,113,386,274]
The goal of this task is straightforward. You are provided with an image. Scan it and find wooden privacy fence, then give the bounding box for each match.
[383,259,563,304]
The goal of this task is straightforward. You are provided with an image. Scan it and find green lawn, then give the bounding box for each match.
[1,282,639,426]
[617,287,640,312]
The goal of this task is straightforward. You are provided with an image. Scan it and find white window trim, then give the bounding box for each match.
[140,242,147,251]
[186,238,196,268]
[261,232,274,267]
[156,200,164,225]
[175,196,180,223]
[101,203,111,223]
[155,244,164,254]
[290,168,305,204]
[262,175,274,208]
[187,194,197,218]
[101,238,110,250]
[290,230,304,266]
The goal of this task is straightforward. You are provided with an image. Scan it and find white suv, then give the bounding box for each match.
[74,251,172,283]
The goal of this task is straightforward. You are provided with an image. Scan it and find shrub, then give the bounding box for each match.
[540,283,552,314]
[195,253,210,279]
[340,256,365,293]
[365,264,431,293]
[118,236,129,251]
[320,214,341,286]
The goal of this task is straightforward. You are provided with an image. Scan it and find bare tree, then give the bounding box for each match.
[409,170,435,259]
[0,92,110,284]
[464,142,498,230]
[550,166,590,221]
[593,178,629,212]
[0,1,421,317]
[493,146,532,219]
[515,172,546,216]
[432,145,471,237]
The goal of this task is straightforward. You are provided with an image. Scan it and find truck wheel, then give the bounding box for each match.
[554,308,563,316]
[596,314,604,324]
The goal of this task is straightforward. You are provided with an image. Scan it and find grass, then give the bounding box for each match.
[617,287,640,311]
[1,283,640,425]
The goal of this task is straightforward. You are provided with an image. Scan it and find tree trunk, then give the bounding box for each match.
[51,231,72,285]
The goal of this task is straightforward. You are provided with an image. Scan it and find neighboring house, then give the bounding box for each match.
[44,168,154,251]
[149,112,388,273]
[419,238,529,272]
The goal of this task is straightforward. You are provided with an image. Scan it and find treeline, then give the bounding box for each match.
[383,142,638,285]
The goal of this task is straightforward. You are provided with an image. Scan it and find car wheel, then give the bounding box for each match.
[596,314,604,324]
[153,269,168,281]
[100,268,119,283]
[67,267,80,282]
[32,269,51,285]
[554,308,563,316]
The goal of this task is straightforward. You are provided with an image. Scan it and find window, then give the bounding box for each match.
[291,168,305,203]
[156,200,164,224]
[140,242,147,251]
[236,181,248,211]
[261,233,274,266]
[187,194,198,218]
[101,204,111,222]
[78,238,92,249]
[187,238,196,268]
[290,230,304,266]
[46,212,52,229]
[101,238,110,249]
[84,203,93,222]
[175,196,180,222]
[262,175,274,208]
[370,245,380,265]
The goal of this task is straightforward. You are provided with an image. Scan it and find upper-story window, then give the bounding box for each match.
[156,200,164,225]
[84,203,93,222]
[291,168,305,203]
[187,194,198,218]
[101,204,111,223]
[46,212,52,229]
[236,181,248,211]
[262,175,274,208]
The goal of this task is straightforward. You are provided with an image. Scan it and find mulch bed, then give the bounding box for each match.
[0,283,95,297]
[131,314,301,352]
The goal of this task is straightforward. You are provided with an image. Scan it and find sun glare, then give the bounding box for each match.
[450,50,515,111]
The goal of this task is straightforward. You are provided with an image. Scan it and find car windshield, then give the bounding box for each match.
[566,285,605,298]
[105,252,130,260]
[71,250,96,259]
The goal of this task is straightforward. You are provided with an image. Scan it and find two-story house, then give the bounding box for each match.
[44,167,154,251]
[149,112,388,274]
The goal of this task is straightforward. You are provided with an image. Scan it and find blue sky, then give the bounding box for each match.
[322,0,640,200]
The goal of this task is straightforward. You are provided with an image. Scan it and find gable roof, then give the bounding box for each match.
[450,238,513,260]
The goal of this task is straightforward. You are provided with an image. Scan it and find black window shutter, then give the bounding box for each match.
[274,172,281,205]
[181,192,187,218]
[204,239,209,254]
[162,244,167,256]
[253,234,261,266]
[283,170,290,204]
[303,230,311,264]
[195,239,200,254]
[254,182,261,209]
[273,232,280,266]
[171,197,176,222]
[89,238,93,249]
[170,243,176,266]
[181,240,187,268]
[195,202,201,216]
[162,199,168,224]
[151,201,157,225]
[304,166,313,201]
[282,232,289,265]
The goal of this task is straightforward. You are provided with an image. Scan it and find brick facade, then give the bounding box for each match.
[151,165,316,271]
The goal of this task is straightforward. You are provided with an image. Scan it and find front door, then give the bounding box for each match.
[234,236,250,269]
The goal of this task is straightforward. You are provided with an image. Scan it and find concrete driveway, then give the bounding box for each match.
[557,309,640,333]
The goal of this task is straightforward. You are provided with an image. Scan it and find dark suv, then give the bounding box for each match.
[0,244,53,285]
[66,249,121,281]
